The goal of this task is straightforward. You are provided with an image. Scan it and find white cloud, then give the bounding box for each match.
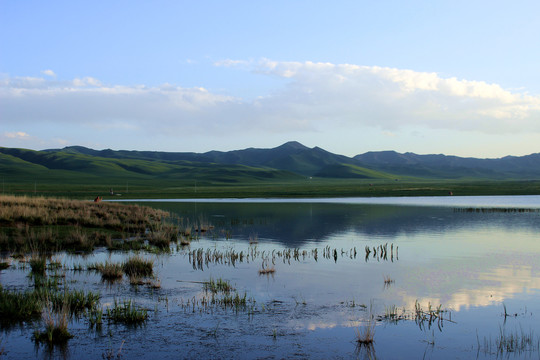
[72,77,102,87]
[214,59,251,68]
[4,131,30,139]
[1,61,540,152]
[41,69,56,77]
[251,60,540,133]
[0,75,242,136]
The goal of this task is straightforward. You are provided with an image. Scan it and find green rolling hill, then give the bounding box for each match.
[2,141,540,188]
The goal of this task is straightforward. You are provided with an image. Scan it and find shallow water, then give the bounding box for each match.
[2,196,540,359]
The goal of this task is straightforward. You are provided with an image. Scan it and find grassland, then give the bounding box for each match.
[2,177,540,200]
[2,144,539,199]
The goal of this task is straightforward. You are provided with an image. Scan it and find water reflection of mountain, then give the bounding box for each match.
[147,202,540,247]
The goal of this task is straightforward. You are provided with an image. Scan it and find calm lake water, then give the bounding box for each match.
[2,196,540,359]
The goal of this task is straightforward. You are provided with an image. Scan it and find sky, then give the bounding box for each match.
[1,0,540,158]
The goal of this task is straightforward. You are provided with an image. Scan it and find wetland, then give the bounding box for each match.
[1,195,540,359]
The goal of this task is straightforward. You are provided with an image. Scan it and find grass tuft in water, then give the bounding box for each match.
[204,277,234,294]
[356,302,376,347]
[96,261,123,280]
[87,306,103,328]
[33,298,73,345]
[356,319,375,345]
[106,299,148,325]
[29,256,47,275]
[123,256,153,277]
[258,266,275,275]
[0,286,42,326]
[496,326,538,354]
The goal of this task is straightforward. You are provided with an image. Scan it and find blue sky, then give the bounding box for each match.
[1,0,539,157]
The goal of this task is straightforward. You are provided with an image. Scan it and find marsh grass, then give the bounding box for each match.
[31,286,100,317]
[53,289,100,316]
[32,274,61,290]
[123,256,153,277]
[179,236,191,246]
[220,291,248,309]
[0,261,10,270]
[356,311,376,345]
[147,224,176,249]
[478,326,540,355]
[372,300,453,331]
[89,257,154,282]
[96,262,124,280]
[106,299,148,325]
[381,305,406,323]
[29,256,47,275]
[204,278,234,293]
[179,280,255,313]
[47,258,63,270]
[383,275,394,288]
[258,266,275,275]
[496,326,539,354]
[33,298,73,345]
[103,339,125,360]
[129,275,145,286]
[355,301,377,359]
[188,245,369,271]
[0,287,42,326]
[249,234,258,245]
[365,243,397,262]
[355,323,375,345]
[0,195,177,252]
[87,306,103,328]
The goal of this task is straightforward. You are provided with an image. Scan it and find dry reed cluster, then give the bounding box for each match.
[0,195,178,252]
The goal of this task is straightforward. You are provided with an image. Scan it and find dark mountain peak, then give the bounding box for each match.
[354,150,406,164]
[43,145,88,153]
[276,141,309,151]
[53,146,97,156]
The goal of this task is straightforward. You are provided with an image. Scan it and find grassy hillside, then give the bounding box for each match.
[0,147,301,183]
[314,163,401,180]
[2,144,540,199]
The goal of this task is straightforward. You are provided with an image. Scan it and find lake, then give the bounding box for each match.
[2,196,540,359]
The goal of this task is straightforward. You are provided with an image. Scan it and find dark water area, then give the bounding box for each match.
[1,196,540,359]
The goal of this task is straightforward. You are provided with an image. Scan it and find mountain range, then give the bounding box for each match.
[1,141,540,183]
